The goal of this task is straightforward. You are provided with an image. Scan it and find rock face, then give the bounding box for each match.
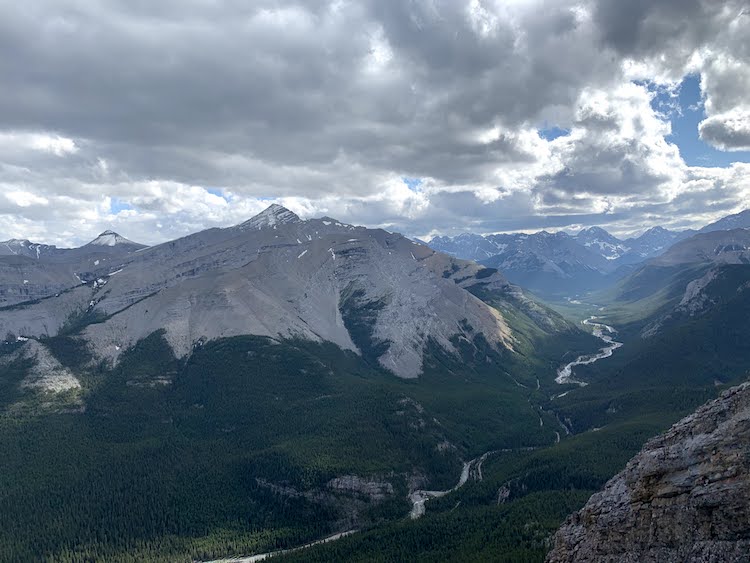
[546,383,750,563]
[0,339,81,394]
[0,205,574,379]
[326,475,394,501]
[17,340,81,393]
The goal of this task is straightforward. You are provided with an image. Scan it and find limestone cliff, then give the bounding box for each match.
[547,382,750,563]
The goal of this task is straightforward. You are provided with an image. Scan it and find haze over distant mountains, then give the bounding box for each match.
[428,210,749,297]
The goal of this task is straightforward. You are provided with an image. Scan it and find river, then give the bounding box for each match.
[205,458,481,563]
[204,531,358,563]
[555,316,622,387]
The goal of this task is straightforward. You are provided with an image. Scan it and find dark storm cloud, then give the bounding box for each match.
[592,0,746,69]
[0,0,747,245]
[594,0,711,57]
[0,0,620,188]
[699,114,750,152]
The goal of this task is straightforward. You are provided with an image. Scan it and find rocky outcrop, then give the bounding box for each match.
[641,263,750,339]
[255,473,401,530]
[17,340,81,393]
[0,339,81,394]
[547,383,750,563]
[326,475,394,501]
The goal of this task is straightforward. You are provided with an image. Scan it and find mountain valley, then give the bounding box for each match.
[4,1,750,560]
[1,206,750,562]
[428,224,705,298]
[0,205,600,562]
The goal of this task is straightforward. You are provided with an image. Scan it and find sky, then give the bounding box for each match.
[0,0,749,246]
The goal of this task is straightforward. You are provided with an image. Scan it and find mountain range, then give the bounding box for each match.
[427,212,750,297]
[2,205,750,562]
[0,204,584,380]
[0,204,604,561]
[282,208,750,561]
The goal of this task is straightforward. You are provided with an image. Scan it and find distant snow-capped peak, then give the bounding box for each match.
[87,230,138,247]
[238,204,301,230]
[574,227,628,260]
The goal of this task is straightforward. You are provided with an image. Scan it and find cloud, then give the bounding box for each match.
[537,82,685,199]
[0,132,78,157]
[699,109,750,151]
[602,1,750,152]
[0,0,747,245]
[3,189,50,208]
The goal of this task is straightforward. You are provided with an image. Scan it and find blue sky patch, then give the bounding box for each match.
[537,125,571,142]
[110,198,133,214]
[206,188,230,201]
[403,177,423,191]
[647,75,750,167]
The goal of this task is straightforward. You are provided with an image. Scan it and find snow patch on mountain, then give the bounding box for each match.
[238,204,301,230]
[0,239,58,259]
[87,230,141,247]
[575,227,630,260]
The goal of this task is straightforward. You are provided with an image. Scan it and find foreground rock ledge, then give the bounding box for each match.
[547,382,750,563]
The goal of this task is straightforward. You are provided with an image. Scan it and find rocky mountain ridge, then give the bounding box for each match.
[0,205,575,379]
[428,222,701,296]
[546,382,750,562]
[608,228,750,339]
[700,209,750,233]
[429,223,695,266]
[650,228,750,267]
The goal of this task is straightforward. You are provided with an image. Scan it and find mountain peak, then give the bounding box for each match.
[87,230,139,247]
[577,226,610,237]
[637,226,673,239]
[575,226,623,246]
[239,204,301,230]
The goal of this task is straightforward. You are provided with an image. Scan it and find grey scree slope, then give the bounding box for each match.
[0,205,516,378]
